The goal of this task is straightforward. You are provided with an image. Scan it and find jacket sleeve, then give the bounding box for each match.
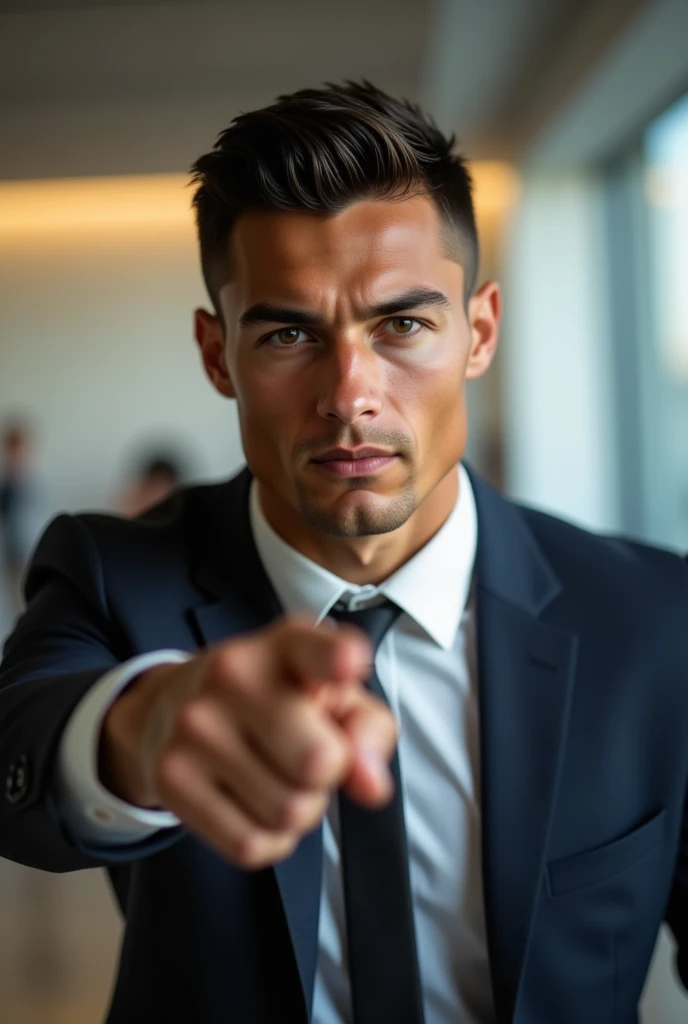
[0,513,182,872]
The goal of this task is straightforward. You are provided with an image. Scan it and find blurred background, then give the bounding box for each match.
[0,0,687,1020]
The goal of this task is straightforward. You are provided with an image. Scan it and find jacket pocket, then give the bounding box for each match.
[547,809,666,897]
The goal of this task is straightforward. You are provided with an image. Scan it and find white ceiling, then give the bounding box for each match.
[0,0,646,180]
[1,0,425,104]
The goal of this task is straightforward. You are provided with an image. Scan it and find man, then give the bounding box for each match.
[0,419,43,617]
[114,450,186,518]
[0,82,686,1024]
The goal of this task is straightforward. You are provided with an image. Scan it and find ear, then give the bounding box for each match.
[465,281,501,380]
[194,308,236,399]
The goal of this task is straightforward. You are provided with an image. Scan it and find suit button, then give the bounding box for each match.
[5,753,31,804]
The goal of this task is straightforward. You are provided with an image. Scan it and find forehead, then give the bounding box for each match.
[224,195,461,305]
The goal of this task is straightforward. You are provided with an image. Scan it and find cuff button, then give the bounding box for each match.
[5,753,31,804]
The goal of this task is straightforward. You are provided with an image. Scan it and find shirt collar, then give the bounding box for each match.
[249,463,477,651]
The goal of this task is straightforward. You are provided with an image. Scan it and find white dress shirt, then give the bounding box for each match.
[57,463,495,1023]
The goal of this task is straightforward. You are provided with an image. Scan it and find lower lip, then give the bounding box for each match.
[313,455,397,477]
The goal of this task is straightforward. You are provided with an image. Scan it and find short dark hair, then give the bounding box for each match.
[138,456,182,485]
[190,81,479,313]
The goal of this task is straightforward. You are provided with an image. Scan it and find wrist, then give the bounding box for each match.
[99,664,174,808]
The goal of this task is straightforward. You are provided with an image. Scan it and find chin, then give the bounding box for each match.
[298,486,417,538]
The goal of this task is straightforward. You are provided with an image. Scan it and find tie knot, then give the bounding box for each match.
[329,599,401,653]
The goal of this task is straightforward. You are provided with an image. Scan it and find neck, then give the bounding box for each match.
[257,466,459,586]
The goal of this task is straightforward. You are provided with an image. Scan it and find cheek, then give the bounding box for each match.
[233,367,308,455]
[231,355,285,414]
[387,350,466,435]
[417,376,467,478]
[424,378,467,454]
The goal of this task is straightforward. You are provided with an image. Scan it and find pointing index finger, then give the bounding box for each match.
[276,616,373,690]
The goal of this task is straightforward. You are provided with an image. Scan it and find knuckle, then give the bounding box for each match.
[271,798,294,831]
[278,793,315,832]
[367,706,398,754]
[230,828,300,869]
[281,613,314,635]
[208,645,251,696]
[233,830,266,870]
[209,645,239,681]
[298,745,321,786]
[278,616,321,656]
[300,737,348,788]
[175,699,211,744]
[154,750,186,799]
[267,618,292,648]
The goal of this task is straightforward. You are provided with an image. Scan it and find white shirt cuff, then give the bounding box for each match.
[56,650,191,846]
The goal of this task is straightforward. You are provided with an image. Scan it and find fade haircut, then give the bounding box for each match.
[190,81,479,314]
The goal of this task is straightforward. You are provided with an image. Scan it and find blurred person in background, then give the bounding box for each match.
[0,418,44,617]
[0,81,687,1024]
[114,450,186,518]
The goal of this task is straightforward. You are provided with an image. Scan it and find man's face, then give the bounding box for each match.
[198,194,498,540]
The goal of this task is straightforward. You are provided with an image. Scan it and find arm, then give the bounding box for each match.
[56,651,187,844]
[1,514,398,875]
[0,514,183,872]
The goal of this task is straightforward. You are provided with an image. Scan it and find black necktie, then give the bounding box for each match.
[330,600,425,1024]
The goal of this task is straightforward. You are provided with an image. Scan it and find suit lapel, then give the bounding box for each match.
[188,469,323,1022]
[469,469,578,1023]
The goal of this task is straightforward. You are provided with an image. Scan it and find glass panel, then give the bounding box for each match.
[641,93,688,547]
[646,93,688,382]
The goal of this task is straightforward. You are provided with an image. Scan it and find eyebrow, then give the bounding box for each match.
[237,288,451,329]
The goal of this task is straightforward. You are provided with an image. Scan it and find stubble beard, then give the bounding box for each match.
[295,473,418,538]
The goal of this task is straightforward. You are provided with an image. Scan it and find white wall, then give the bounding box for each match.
[0,178,245,520]
[501,171,619,531]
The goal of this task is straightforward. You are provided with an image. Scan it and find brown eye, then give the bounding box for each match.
[384,317,422,337]
[277,327,303,345]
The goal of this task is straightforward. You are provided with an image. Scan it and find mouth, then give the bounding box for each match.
[311,447,399,478]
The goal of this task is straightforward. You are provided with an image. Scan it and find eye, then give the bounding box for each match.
[267,327,311,347]
[382,317,423,337]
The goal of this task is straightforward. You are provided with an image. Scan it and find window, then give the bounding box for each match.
[606,91,688,548]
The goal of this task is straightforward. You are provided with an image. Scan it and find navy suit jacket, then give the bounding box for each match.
[1,465,687,1023]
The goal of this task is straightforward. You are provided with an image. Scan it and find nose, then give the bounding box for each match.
[316,340,383,425]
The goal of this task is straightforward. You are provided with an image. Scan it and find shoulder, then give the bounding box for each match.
[25,476,243,606]
[519,500,688,605]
